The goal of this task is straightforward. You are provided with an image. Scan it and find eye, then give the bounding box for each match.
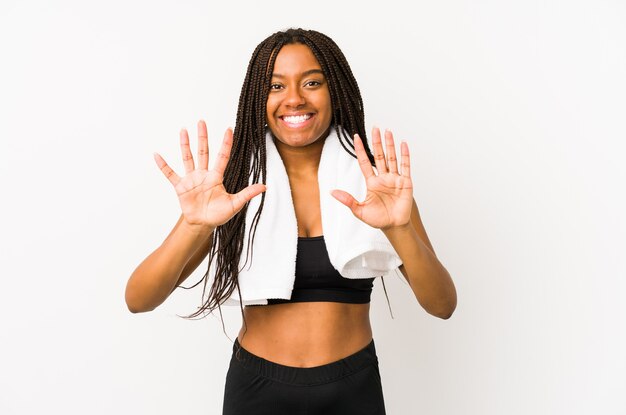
[305,80,322,87]
[269,83,284,91]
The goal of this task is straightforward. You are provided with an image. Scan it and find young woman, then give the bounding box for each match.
[125,28,456,414]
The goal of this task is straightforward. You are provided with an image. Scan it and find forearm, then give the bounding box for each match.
[383,224,457,319]
[125,217,214,313]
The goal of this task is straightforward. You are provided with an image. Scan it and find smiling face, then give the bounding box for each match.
[266,43,333,148]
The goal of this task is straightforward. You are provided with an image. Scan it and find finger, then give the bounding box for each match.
[353,134,375,180]
[400,141,411,178]
[330,189,364,220]
[384,129,399,174]
[197,120,209,170]
[371,127,388,174]
[153,152,181,186]
[213,128,233,178]
[179,128,195,174]
[231,183,267,212]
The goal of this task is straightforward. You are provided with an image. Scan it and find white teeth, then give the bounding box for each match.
[283,114,311,124]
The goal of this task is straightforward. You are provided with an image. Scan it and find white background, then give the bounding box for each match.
[1,0,625,414]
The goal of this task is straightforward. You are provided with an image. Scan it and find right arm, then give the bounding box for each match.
[124,214,214,313]
[124,120,266,313]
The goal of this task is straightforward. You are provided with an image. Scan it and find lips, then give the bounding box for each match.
[280,113,314,128]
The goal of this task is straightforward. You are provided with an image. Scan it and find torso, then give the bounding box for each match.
[238,302,372,367]
[236,168,373,367]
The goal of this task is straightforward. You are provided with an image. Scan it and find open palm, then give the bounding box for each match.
[154,120,266,229]
[331,128,413,230]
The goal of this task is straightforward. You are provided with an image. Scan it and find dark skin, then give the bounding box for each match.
[239,126,373,367]
[125,43,456,368]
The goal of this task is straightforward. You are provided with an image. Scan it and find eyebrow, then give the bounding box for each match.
[271,69,325,79]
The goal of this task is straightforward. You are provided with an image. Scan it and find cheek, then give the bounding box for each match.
[266,95,279,114]
[321,97,332,122]
[318,91,332,115]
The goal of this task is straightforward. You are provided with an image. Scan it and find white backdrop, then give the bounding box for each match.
[1,0,624,414]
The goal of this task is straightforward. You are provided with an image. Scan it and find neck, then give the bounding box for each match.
[273,135,328,179]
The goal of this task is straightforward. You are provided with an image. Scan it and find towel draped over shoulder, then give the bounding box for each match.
[209,127,403,306]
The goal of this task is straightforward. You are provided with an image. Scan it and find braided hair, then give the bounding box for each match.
[181,28,393,332]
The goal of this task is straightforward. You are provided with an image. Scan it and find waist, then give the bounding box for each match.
[238,301,372,367]
[231,337,378,385]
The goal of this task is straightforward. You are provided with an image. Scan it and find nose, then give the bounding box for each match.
[284,85,306,108]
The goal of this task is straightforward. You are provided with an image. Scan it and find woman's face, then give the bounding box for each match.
[266,43,332,148]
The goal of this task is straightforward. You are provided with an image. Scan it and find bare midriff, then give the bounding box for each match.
[237,301,372,368]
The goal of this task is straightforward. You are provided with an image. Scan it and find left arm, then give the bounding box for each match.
[383,198,456,319]
[331,128,457,319]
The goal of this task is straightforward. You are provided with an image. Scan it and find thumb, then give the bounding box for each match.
[232,184,267,212]
[330,190,363,219]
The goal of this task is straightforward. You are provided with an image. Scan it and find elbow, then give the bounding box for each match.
[434,278,457,320]
[435,306,455,320]
[125,296,149,314]
[125,284,156,314]
[430,303,456,320]
[126,299,155,314]
[428,292,457,320]
[126,305,141,314]
[420,300,456,320]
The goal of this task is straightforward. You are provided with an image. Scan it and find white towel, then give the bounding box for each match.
[212,127,403,306]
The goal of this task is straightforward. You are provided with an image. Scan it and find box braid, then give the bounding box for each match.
[181,28,395,332]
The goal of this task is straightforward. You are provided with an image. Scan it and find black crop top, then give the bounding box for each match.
[263,235,376,305]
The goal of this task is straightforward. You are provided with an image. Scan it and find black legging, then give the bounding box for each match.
[222,338,387,414]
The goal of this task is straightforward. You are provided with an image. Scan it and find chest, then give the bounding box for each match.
[289,177,322,237]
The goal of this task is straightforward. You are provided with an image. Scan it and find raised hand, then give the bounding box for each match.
[154,120,266,230]
[330,127,413,230]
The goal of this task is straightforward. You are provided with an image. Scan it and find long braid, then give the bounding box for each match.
[180,28,393,333]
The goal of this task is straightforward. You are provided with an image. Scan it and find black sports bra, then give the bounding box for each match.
[263,235,375,305]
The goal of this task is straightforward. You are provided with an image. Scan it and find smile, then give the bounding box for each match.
[280,113,313,128]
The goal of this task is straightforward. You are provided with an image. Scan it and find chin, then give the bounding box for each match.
[271,130,327,147]
[278,137,317,148]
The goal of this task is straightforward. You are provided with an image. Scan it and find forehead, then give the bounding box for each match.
[271,43,323,77]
